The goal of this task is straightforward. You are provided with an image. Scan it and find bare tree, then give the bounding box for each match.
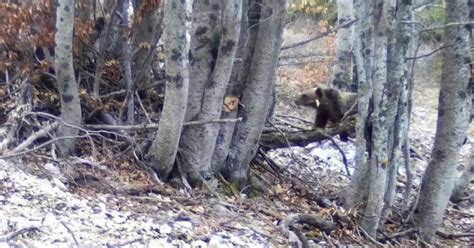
[222,0,287,187]
[146,0,192,178]
[178,0,243,186]
[330,0,354,91]
[346,0,414,237]
[414,0,471,241]
[55,0,82,156]
[345,0,374,209]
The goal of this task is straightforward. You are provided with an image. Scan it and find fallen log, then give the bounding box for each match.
[260,116,356,149]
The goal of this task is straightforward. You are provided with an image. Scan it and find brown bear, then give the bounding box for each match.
[295,86,358,141]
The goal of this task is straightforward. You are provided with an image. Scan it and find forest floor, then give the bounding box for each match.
[1,17,473,247]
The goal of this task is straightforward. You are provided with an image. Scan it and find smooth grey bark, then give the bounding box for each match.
[359,0,394,236]
[345,0,373,208]
[381,0,413,225]
[331,0,354,91]
[146,0,192,179]
[414,0,471,241]
[132,2,162,89]
[184,0,221,123]
[211,0,256,173]
[178,0,242,184]
[224,0,286,187]
[55,0,82,156]
[451,145,473,202]
[120,0,134,124]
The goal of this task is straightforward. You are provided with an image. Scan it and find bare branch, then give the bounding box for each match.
[13,122,59,152]
[85,118,243,130]
[281,19,358,51]
[0,226,41,242]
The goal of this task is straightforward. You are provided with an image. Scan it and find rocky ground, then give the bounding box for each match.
[1,17,473,247]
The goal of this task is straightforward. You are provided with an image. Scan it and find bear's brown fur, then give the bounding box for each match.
[295,86,358,140]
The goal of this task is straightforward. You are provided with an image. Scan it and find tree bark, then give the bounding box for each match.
[451,145,473,203]
[414,0,471,242]
[345,0,374,208]
[120,0,134,124]
[178,0,243,185]
[211,0,259,173]
[381,0,413,225]
[146,0,192,179]
[55,0,82,156]
[223,0,286,187]
[331,0,354,91]
[359,0,394,236]
[131,2,162,89]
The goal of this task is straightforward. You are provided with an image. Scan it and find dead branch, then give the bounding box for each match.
[321,134,351,176]
[281,19,358,51]
[278,213,337,247]
[13,122,59,152]
[0,226,41,242]
[358,227,385,247]
[106,237,143,248]
[60,221,79,247]
[436,230,474,239]
[275,114,313,125]
[379,228,418,242]
[85,117,243,130]
[260,116,356,149]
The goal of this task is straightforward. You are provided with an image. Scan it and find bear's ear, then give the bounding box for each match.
[315,87,323,98]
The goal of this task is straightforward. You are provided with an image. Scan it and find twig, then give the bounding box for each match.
[405,43,456,60]
[275,114,313,125]
[85,117,243,130]
[0,135,90,159]
[358,226,385,247]
[135,91,152,124]
[379,228,418,242]
[106,237,143,248]
[0,226,41,242]
[13,122,59,152]
[436,230,474,239]
[420,21,474,32]
[281,19,358,51]
[321,134,351,177]
[60,221,79,247]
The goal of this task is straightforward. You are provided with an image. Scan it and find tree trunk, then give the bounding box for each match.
[345,0,374,208]
[380,0,413,225]
[132,2,162,89]
[223,0,286,188]
[330,0,354,91]
[178,0,243,186]
[146,0,192,179]
[359,0,394,236]
[55,0,82,156]
[451,145,473,202]
[120,0,134,124]
[414,0,471,242]
[211,0,259,173]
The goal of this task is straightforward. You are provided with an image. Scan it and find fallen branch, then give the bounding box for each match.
[0,226,41,242]
[379,227,418,242]
[85,117,243,130]
[281,19,358,51]
[278,213,337,248]
[13,122,59,152]
[106,237,143,248]
[60,221,79,247]
[260,116,356,149]
[436,230,474,239]
[321,134,350,177]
